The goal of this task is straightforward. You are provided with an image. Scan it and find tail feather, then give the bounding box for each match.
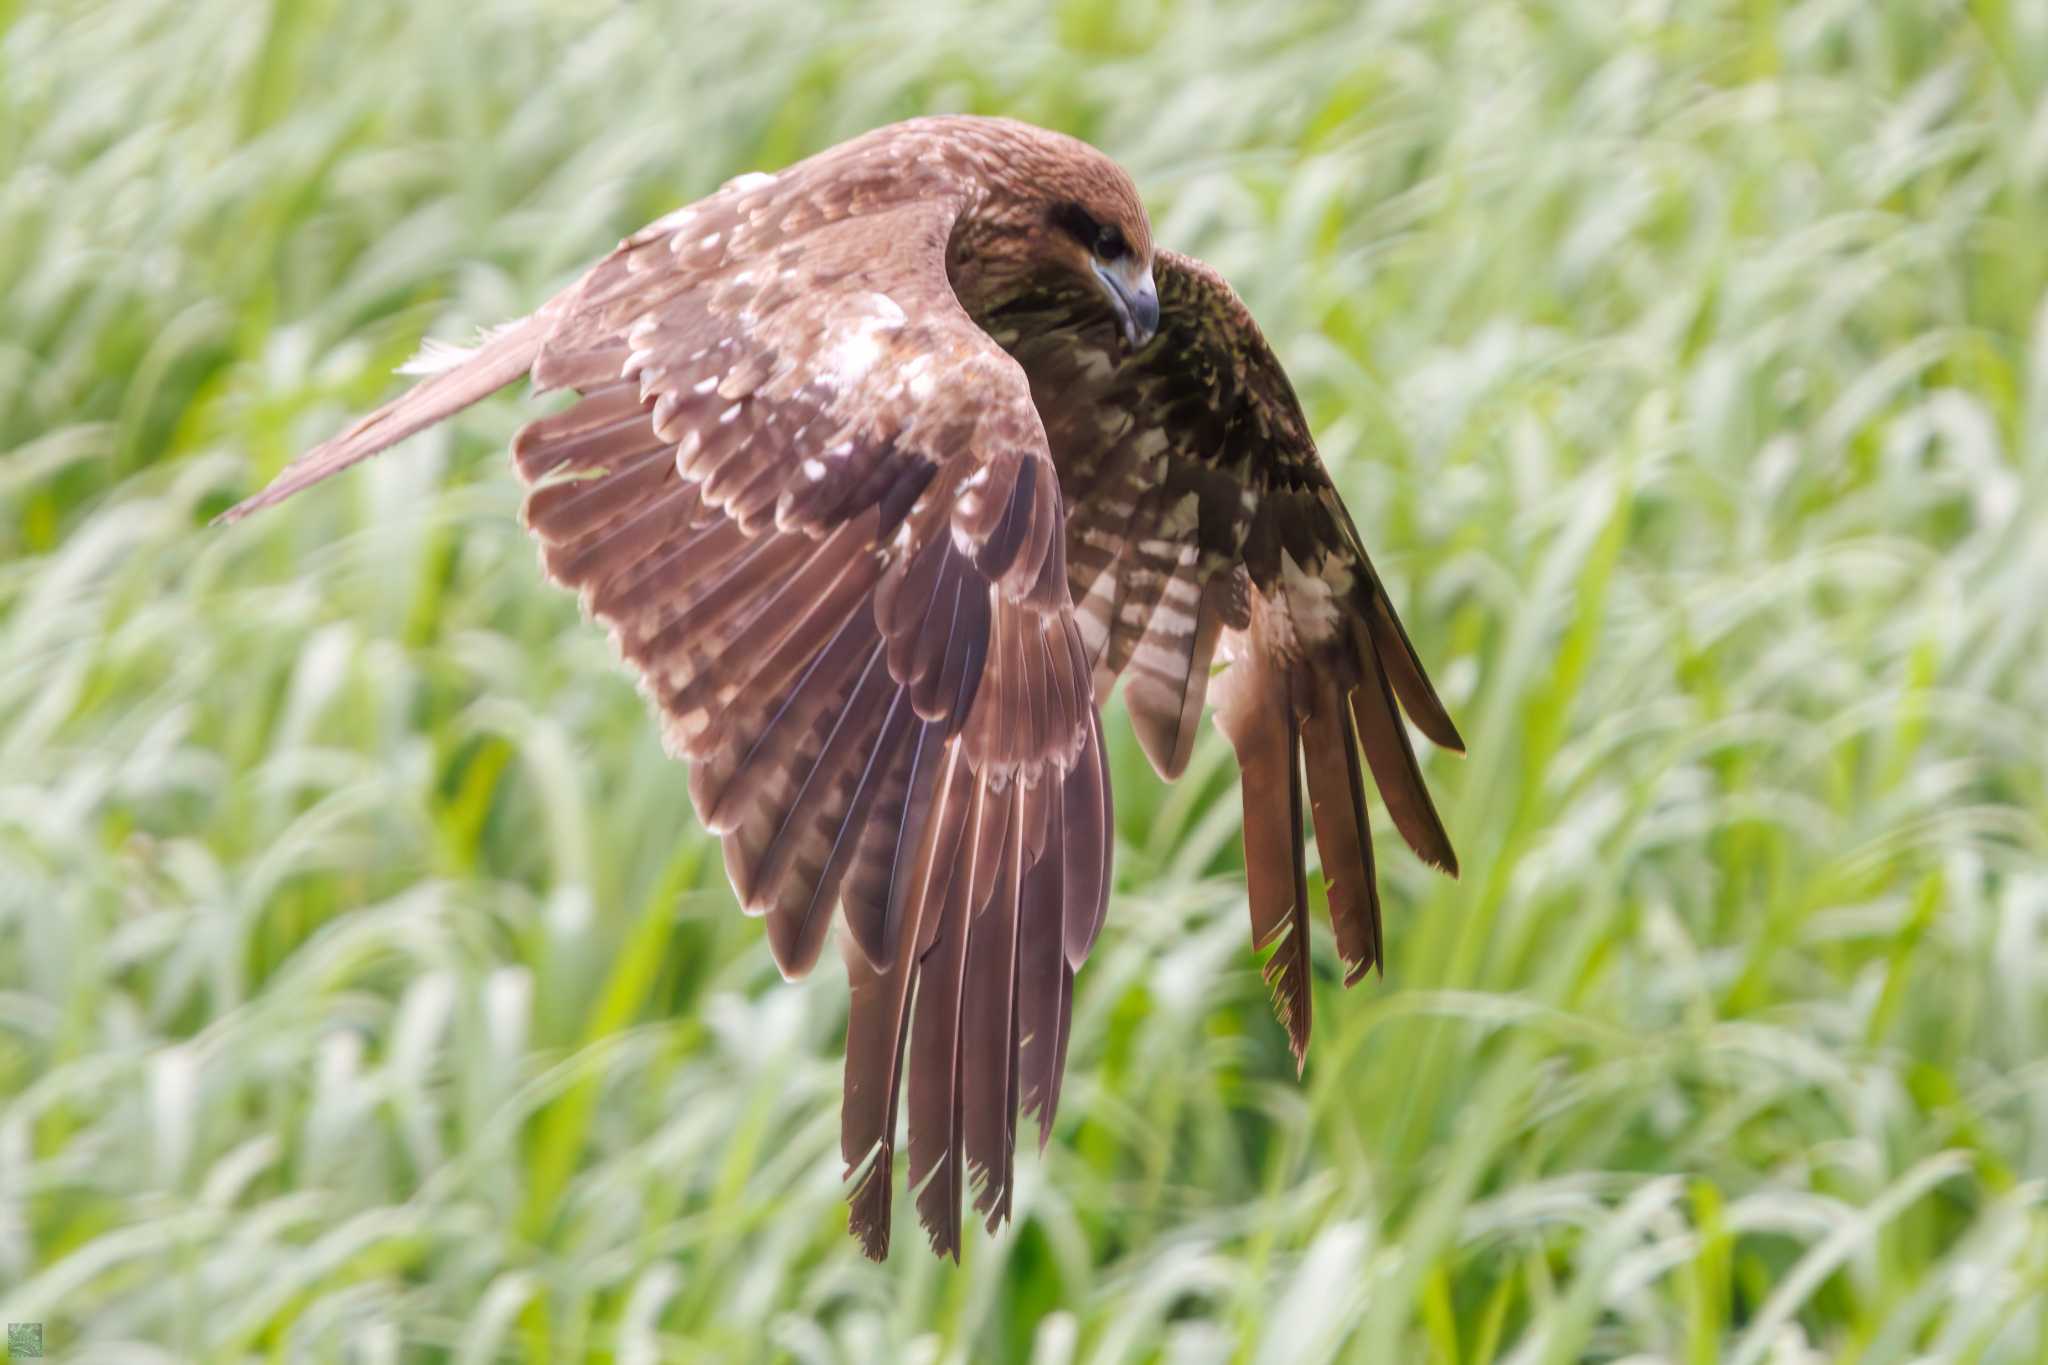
[215,314,546,524]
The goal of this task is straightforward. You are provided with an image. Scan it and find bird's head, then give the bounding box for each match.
[949,121,1160,351]
[1040,191,1159,352]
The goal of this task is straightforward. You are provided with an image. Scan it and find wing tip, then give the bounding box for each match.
[917,1209,964,1263]
[846,1144,898,1260]
[212,473,318,525]
[763,910,825,981]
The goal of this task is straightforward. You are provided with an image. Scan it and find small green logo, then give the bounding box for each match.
[6,1323,42,1359]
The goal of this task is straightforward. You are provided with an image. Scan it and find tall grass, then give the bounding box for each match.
[4,0,2046,1359]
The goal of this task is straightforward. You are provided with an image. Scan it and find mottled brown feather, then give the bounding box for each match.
[214,115,1462,1264]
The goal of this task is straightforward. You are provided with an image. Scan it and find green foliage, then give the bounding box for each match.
[4,0,2047,1359]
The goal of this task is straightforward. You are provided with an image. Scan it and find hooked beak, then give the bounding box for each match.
[1092,259,1159,352]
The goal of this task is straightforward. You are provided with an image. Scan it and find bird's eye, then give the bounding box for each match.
[1051,201,1128,260]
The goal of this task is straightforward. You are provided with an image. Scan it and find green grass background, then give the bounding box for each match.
[5,0,2047,1359]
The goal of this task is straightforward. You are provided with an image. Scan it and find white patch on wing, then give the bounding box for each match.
[865,293,908,327]
[821,294,908,386]
[829,328,884,384]
[898,353,935,402]
[724,171,777,193]
[1278,546,1344,646]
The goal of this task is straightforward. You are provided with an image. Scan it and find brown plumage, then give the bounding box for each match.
[218,115,1464,1260]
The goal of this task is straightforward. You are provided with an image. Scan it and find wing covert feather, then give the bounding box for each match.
[506,182,1109,1261]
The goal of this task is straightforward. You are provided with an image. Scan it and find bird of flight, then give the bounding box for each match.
[219,115,1463,1260]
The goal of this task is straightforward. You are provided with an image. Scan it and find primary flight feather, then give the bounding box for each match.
[219,115,1464,1260]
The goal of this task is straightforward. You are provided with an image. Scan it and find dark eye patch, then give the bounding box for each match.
[1051,201,1127,260]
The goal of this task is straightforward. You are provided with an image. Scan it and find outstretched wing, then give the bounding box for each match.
[512,184,1113,1262]
[993,249,1462,1066]
[222,161,1112,1261]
